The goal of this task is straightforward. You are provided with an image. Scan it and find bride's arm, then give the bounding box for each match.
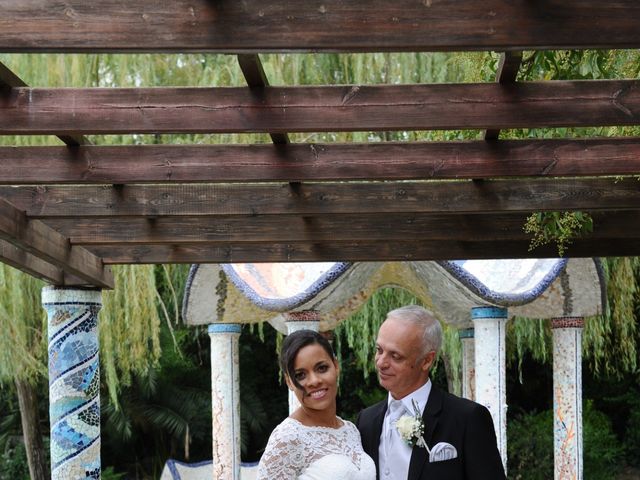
[256,422,303,480]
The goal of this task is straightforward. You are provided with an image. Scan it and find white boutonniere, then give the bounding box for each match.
[395,399,431,454]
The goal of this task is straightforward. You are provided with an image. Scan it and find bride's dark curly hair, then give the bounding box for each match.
[280,329,336,391]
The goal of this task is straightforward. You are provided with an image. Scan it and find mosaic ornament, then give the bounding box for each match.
[43,287,102,480]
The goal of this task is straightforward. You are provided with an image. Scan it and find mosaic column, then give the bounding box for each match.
[472,306,508,471]
[209,323,242,480]
[43,287,102,480]
[459,327,476,401]
[552,317,584,480]
[285,310,320,414]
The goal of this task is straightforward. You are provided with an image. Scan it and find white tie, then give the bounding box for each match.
[383,399,409,479]
[387,399,406,442]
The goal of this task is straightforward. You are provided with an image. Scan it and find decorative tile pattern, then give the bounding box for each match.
[284,310,321,322]
[553,319,584,480]
[439,259,568,306]
[551,317,585,329]
[43,287,102,480]
[472,306,508,471]
[221,262,352,311]
[209,324,242,480]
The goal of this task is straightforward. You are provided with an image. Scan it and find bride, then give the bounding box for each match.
[256,329,376,480]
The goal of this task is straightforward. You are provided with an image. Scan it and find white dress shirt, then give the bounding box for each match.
[378,380,432,480]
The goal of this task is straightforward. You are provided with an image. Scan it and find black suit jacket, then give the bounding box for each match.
[356,386,506,480]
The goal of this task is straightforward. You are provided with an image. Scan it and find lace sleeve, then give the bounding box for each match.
[256,420,304,480]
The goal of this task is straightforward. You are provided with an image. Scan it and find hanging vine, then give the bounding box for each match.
[0,265,47,384]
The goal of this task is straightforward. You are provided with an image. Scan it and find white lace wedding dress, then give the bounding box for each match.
[256,417,376,480]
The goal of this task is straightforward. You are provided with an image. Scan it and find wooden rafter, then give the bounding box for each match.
[1,0,640,278]
[2,0,640,52]
[2,178,638,218]
[237,54,289,145]
[0,198,114,288]
[1,138,638,184]
[3,81,639,134]
[0,61,89,146]
[42,211,640,246]
[0,239,85,284]
[484,51,523,140]
[86,239,640,264]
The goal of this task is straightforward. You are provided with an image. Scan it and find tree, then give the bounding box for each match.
[0,265,48,480]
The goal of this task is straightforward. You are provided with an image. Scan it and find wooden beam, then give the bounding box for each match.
[0,198,113,288]
[484,51,522,140]
[3,80,640,134]
[0,62,88,146]
[43,210,640,245]
[87,238,640,264]
[2,1,640,53]
[4,178,639,218]
[3,139,640,184]
[0,61,27,90]
[237,54,289,144]
[0,238,68,284]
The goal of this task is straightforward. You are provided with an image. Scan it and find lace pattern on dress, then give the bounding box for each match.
[256,418,369,479]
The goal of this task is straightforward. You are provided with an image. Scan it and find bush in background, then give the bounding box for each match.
[508,401,623,480]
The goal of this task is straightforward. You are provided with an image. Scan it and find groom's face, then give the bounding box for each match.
[375,317,434,399]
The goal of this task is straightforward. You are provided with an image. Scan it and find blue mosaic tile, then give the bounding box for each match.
[44,288,102,479]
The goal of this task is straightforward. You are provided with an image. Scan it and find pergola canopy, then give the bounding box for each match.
[1,1,640,289]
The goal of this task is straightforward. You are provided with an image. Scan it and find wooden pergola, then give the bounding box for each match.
[2,1,640,290]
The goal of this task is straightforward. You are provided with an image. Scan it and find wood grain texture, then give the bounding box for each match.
[2,139,640,184]
[87,238,640,264]
[0,198,113,287]
[3,81,639,134]
[2,178,638,218]
[42,210,639,245]
[2,0,640,52]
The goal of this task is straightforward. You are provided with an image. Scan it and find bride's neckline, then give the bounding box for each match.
[288,416,345,431]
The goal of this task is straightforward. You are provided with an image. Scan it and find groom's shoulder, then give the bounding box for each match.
[439,389,490,417]
[358,399,386,420]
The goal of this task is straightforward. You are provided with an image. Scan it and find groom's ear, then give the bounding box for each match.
[421,351,437,373]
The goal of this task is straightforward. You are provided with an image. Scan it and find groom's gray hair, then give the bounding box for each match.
[386,305,442,358]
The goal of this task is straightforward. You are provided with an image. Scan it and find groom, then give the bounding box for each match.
[356,305,506,480]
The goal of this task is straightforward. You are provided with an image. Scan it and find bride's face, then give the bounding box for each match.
[287,343,340,410]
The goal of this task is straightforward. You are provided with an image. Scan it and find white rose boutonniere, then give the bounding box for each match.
[395,399,431,454]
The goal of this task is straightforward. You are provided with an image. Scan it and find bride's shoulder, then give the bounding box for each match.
[268,417,304,443]
[339,418,361,435]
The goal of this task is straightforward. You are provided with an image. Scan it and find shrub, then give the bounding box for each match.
[623,395,640,467]
[508,401,623,480]
[0,441,29,480]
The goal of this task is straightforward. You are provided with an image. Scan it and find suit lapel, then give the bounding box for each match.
[407,385,444,480]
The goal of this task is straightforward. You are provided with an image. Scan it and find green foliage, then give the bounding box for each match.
[508,401,623,480]
[0,265,47,384]
[101,325,212,476]
[622,389,640,467]
[0,441,30,480]
[101,466,127,480]
[335,287,424,378]
[524,211,593,257]
[239,325,286,461]
[507,318,550,380]
[100,265,163,406]
[584,258,639,377]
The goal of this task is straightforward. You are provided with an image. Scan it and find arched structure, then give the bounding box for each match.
[183,258,604,479]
